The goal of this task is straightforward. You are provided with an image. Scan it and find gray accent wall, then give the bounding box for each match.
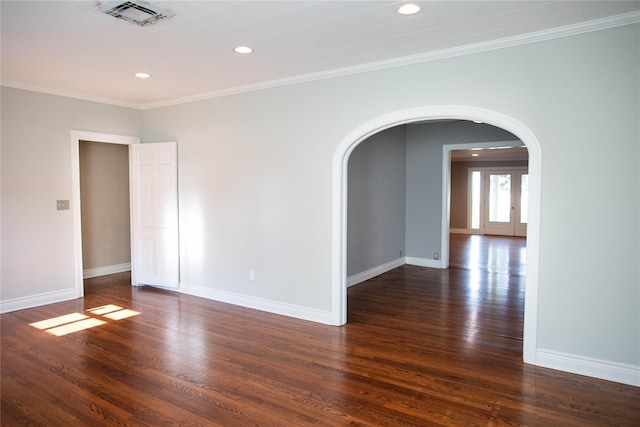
[405,122,517,259]
[347,126,406,276]
[347,122,519,276]
[1,24,638,370]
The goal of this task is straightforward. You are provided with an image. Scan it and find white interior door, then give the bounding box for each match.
[130,142,179,288]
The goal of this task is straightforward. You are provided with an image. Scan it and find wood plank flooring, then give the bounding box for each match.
[2,235,639,425]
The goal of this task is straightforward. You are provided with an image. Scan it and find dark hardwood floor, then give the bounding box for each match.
[449,233,527,275]
[2,235,639,426]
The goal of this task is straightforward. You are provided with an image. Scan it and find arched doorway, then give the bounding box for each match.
[331,106,541,364]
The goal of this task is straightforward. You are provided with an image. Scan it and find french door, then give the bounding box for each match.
[469,167,528,237]
[484,168,528,236]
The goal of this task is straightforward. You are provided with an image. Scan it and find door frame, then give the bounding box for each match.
[331,105,541,365]
[70,130,139,298]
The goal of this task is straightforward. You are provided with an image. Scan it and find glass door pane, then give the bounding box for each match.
[488,174,511,222]
[470,170,481,229]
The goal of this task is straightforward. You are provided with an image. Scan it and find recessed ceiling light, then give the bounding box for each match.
[234,46,253,54]
[472,153,480,157]
[396,3,422,15]
[134,72,151,79]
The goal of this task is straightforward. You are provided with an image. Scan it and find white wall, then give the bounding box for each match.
[1,87,141,306]
[143,91,339,311]
[143,24,639,369]
[347,125,406,277]
[1,23,638,380]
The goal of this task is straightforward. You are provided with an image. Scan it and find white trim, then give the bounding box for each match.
[441,144,451,269]
[3,12,637,110]
[332,105,542,367]
[347,257,405,288]
[70,131,140,300]
[405,257,445,269]
[179,283,332,325]
[0,288,77,314]
[537,349,640,387]
[83,263,131,279]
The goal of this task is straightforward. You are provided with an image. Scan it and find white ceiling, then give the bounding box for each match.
[1,1,638,109]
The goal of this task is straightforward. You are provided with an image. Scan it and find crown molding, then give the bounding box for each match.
[0,79,142,110]
[141,11,640,110]
[3,11,638,111]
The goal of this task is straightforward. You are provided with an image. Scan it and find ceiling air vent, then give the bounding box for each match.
[97,1,175,26]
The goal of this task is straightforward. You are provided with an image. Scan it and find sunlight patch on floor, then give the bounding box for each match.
[103,308,140,320]
[87,304,123,315]
[29,304,140,336]
[88,304,140,320]
[30,312,88,330]
[46,318,107,336]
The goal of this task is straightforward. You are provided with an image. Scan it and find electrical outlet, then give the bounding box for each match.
[434,252,440,260]
[56,200,70,210]
[249,270,255,281]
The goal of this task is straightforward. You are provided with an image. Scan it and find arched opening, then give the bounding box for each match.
[331,106,541,364]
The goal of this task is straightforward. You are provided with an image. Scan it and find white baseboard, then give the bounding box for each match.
[450,228,480,235]
[83,262,131,279]
[0,288,78,314]
[536,348,640,387]
[179,282,333,325]
[347,257,405,287]
[405,256,445,269]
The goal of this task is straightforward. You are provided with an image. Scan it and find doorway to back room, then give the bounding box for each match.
[79,140,131,282]
[450,146,529,237]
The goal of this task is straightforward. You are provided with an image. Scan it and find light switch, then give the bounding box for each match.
[56,200,70,210]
